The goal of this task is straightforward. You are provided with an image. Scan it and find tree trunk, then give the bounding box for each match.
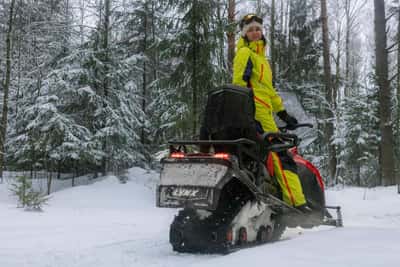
[270,0,276,84]
[278,0,284,75]
[0,0,16,183]
[141,3,148,146]
[287,2,293,80]
[63,0,70,54]
[345,0,351,97]
[103,0,110,96]
[397,5,400,190]
[320,0,337,182]
[227,0,235,73]
[374,0,396,186]
[334,19,341,105]
[101,0,111,175]
[47,171,53,195]
[256,0,261,14]
[151,1,158,82]
[15,33,22,129]
[191,0,198,137]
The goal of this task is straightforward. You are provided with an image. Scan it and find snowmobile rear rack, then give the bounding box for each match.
[168,138,263,180]
[168,138,257,146]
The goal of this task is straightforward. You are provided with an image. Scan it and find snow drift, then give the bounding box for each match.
[0,168,399,267]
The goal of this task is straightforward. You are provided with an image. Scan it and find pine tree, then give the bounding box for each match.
[6,0,76,172]
[0,0,16,182]
[167,0,225,138]
[273,0,328,178]
[10,176,48,210]
[338,90,380,186]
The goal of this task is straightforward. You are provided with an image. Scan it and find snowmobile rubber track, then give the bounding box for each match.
[171,233,284,255]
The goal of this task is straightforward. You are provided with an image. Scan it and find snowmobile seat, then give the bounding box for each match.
[200,84,265,180]
[200,84,259,155]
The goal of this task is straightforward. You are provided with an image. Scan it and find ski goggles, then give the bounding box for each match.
[240,14,263,29]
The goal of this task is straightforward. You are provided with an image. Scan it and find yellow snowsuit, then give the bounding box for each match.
[232,37,306,207]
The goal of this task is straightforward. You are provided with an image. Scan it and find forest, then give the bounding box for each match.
[0,0,398,188]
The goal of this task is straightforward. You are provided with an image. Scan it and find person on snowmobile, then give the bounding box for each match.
[232,13,310,212]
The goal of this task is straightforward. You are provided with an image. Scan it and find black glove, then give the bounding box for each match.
[277,110,298,130]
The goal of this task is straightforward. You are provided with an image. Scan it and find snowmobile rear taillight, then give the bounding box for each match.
[239,227,247,243]
[213,153,230,160]
[170,152,185,158]
[226,228,233,242]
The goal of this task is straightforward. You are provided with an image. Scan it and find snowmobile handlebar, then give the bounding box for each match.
[261,132,299,152]
[278,123,313,132]
[264,123,313,152]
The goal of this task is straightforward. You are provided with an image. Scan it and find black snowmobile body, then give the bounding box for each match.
[157,139,341,253]
[156,84,342,254]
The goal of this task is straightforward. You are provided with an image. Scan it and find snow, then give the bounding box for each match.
[230,201,272,243]
[1,168,400,267]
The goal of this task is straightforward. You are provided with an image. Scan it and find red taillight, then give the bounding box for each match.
[239,227,247,243]
[170,152,185,158]
[226,228,233,242]
[214,153,230,160]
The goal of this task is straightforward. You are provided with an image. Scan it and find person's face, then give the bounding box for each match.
[246,26,262,42]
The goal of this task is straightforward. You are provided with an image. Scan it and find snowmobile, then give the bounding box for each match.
[156,84,343,254]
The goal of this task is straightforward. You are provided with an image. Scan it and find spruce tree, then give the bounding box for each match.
[339,90,380,186]
[10,176,48,210]
[167,0,225,138]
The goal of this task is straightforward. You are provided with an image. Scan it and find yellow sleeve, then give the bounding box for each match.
[271,93,285,113]
[232,47,251,87]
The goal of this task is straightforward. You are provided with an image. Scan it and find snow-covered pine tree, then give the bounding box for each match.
[9,37,147,173]
[282,0,321,82]
[8,0,147,175]
[10,175,48,210]
[0,0,16,182]
[66,0,147,172]
[6,0,76,173]
[273,0,328,178]
[336,89,380,186]
[165,0,226,138]
[114,0,170,166]
[387,1,400,186]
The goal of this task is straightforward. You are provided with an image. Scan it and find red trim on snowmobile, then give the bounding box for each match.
[289,148,325,191]
[267,153,274,177]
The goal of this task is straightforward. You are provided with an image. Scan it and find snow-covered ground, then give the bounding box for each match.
[1,168,400,267]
